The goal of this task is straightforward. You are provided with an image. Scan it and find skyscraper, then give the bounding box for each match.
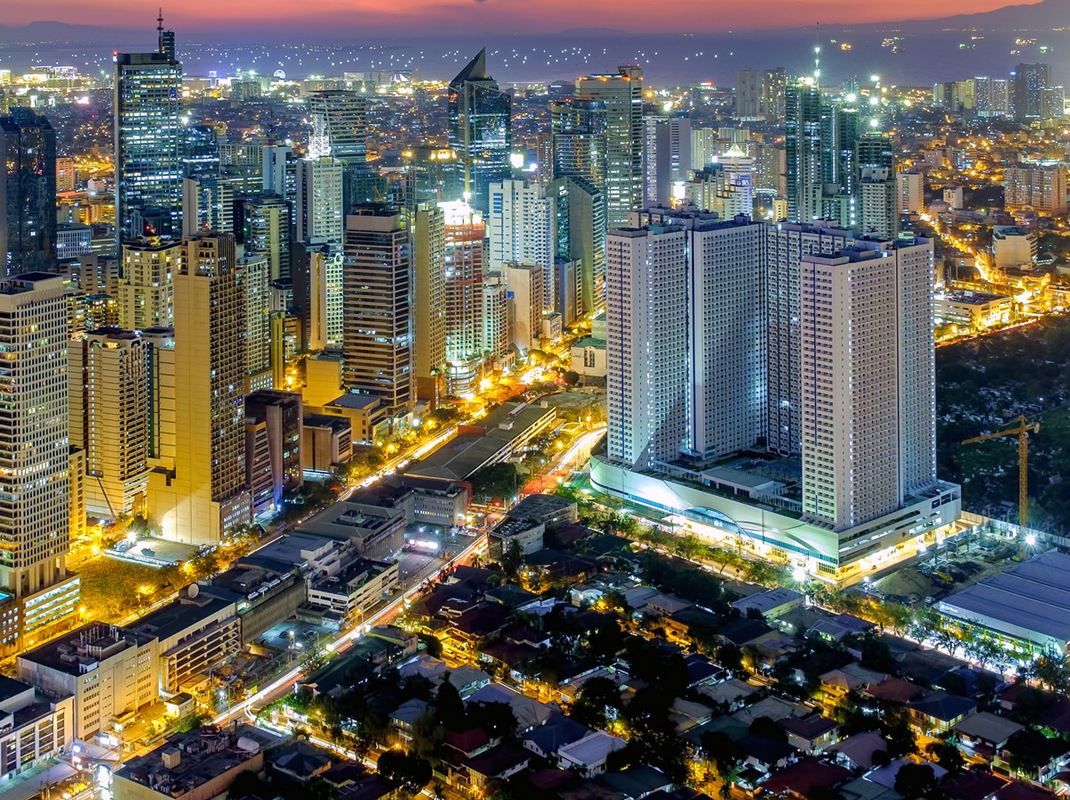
[114,24,183,245]
[447,50,511,214]
[605,223,689,469]
[856,135,898,238]
[243,193,292,282]
[411,203,446,403]
[575,66,643,229]
[800,237,936,530]
[440,201,485,395]
[0,272,80,653]
[1012,62,1051,121]
[785,79,824,224]
[147,234,251,543]
[296,158,345,244]
[119,237,179,330]
[488,180,554,309]
[641,115,691,208]
[0,110,57,275]
[307,90,368,168]
[549,176,606,315]
[550,98,608,189]
[68,328,150,518]
[343,208,412,413]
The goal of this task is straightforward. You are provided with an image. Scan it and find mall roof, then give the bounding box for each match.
[936,551,1070,648]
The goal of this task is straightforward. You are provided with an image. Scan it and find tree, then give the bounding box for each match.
[568,676,622,729]
[500,539,524,580]
[699,730,744,779]
[925,741,965,774]
[748,716,788,742]
[433,677,466,726]
[894,763,937,799]
[470,463,519,504]
[377,750,432,796]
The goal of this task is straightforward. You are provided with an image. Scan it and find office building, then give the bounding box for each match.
[441,201,485,395]
[575,66,643,229]
[242,193,291,282]
[114,27,183,244]
[242,251,272,392]
[403,147,460,210]
[550,98,608,191]
[0,110,57,274]
[296,158,344,244]
[147,235,251,544]
[0,272,80,654]
[736,68,785,121]
[262,144,297,201]
[68,328,150,518]
[18,623,157,740]
[642,115,691,207]
[181,176,233,237]
[119,237,178,330]
[0,678,73,779]
[481,277,509,364]
[343,208,412,414]
[898,171,924,214]
[1012,62,1051,121]
[307,90,367,168]
[245,390,303,513]
[992,225,1038,269]
[504,263,544,355]
[1004,163,1068,215]
[447,49,511,214]
[549,175,606,315]
[292,238,343,351]
[411,203,446,403]
[488,180,554,309]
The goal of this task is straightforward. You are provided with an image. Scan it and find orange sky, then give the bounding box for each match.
[2,0,1033,33]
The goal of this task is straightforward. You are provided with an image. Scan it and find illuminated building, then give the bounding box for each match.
[307,90,367,168]
[114,23,183,244]
[411,203,446,403]
[181,175,233,236]
[1012,62,1051,121]
[296,157,344,244]
[68,328,150,518]
[242,250,272,393]
[641,115,691,207]
[147,234,252,544]
[549,176,606,316]
[242,193,291,282]
[447,49,511,214]
[1004,163,1068,216]
[403,147,459,210]
[343,207,412,414]
[119,237,178,330]
[0,272,80,654]
[440,201,485,396]
[574,66,643,229]
[488,180,554,309]
[785,79,824,224]
[0,110,57,274]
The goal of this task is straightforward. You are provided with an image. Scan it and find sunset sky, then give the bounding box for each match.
[0,0,1037,35]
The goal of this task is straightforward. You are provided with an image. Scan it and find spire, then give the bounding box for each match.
[451,48,489,88]
[157,8,164,50]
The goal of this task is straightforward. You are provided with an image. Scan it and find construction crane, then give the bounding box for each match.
[962,415,1039,531]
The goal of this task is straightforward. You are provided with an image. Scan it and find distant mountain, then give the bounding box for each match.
[863,0,1063,31]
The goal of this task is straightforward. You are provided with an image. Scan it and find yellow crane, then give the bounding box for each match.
[962,415,1039,530]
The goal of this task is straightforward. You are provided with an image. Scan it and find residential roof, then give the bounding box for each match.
[953,712,1023,745]
[762,757,851,796]
[270,740,332,779]
[389,698,430,726]
[937,551,1070,648]
[864,677,925,704]
[466,683,554,731]
[557,731,627,767]
[736,734,797,766]
[696,678,758,707]
[601,765,673,798]
[940,771,1010,800]
[829,732,890,770]
[521,712,590,755]
[731,588,804,616]
[778,712,840,740]
[910,691,977,722]
[464,743,530,778]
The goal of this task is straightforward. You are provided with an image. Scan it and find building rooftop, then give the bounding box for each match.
[116,727,264,797]
[731,587,804,615]
[937,551,1070,648]
[19,622,156,677]
[299,502,404,546]
[507,493,576,521]
[324,393,380,411]
[129,596,233,643]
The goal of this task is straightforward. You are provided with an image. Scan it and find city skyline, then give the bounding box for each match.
[0,0,1048,35]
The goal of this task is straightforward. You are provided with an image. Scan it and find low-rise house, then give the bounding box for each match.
[601,765,674,799]
[777,712,841,754]
[467,683,554,732]
[521,712,591,759]
[696,678,758,711]
[463,743,531,794]
[807,613,875,642]
[762,757,852,799]
[390,698,431,742]
[557,731,626,776]
[940,770,1010,800]
[829,732,889,772]
[737,734,797,774]
[908,691,976,734]
[269,740,333,782]
[952,712,1024,760]
[820,664,890,699]
[731,588,805,621]
[995,729,1070,784]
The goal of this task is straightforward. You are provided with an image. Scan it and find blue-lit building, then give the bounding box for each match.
[447,49,511,215]
[114,24,183,245]
[0,110,57,275]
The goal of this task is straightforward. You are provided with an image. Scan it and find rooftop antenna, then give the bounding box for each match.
[157,9,165,53]
[813,22,822,84]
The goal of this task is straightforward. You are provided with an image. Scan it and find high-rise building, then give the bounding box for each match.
[242,193,291,281]
[296,158,345,244]
[0,110,57,274]
[1005,162,1068,215]
[856,134,898,238]
[575,66,643,229]
[1012,62,1051,121]
[800,237,937,530]
[68,328,150,518]
[488,180,554,309]
[181,176,233,237]
[307,90,367,168]
[642,116,691,208]
[411,203,446,403]
[605,223,690,469]
[0,272,80,653]
[262,145,297,201]
[550,98,608,190]
[785,79,824,224]
[342,208,412,413]
[504,263,545,355]
[898,171,924,214]
[119,237,179,330]
[180,124,219,178]
[736,70,763,120]
[549,176,606,315]
[114,28,183,245]
[242,251,272,393]
[974,76,1010,118]
[481,277,509,364]
[440,201,485,395]
[147,235,251,543]
[292,238,343,350]
[447,50,511,214]
[403,147,460,210]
